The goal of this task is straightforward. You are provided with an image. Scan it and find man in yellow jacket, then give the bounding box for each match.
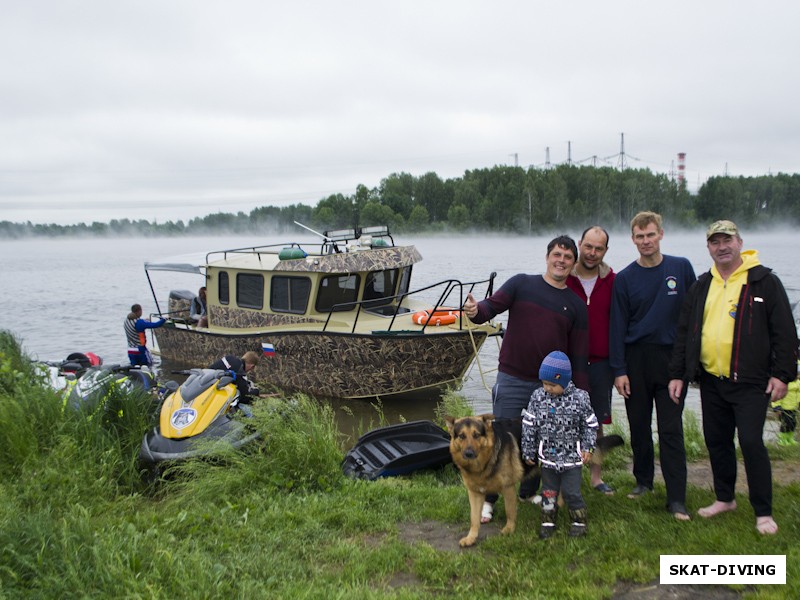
[668,220,798,535]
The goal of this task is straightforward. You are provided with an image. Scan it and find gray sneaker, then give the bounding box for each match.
[519,494,542,505]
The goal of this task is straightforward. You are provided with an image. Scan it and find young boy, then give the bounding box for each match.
[772,360,799,446]
[521,350,599,538]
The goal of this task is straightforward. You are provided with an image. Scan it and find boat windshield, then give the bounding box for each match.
[315,274,360,312]
[363,269,399,308]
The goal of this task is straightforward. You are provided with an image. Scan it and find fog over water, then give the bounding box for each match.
[2,229,798,426]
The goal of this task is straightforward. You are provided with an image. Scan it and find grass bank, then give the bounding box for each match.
[1,331,798,599]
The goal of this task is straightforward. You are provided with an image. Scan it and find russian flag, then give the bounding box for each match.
[261,342,275,357]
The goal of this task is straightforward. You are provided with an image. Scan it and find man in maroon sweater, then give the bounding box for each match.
[464,235,589,522]
[566,226,616,495]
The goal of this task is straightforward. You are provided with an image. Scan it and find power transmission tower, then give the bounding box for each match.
[617,132,627,171]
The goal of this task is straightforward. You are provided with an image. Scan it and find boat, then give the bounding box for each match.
[143,225,502,400]
[341,420,453,480]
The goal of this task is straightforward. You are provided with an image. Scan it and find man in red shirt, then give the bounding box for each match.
[566,226,616,495]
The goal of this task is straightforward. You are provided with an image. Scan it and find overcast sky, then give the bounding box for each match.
[2,1,799,226]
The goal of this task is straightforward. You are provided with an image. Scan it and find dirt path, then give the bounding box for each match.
[682,457,799,493]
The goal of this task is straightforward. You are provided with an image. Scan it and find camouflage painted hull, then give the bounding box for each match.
[154,325,491,400]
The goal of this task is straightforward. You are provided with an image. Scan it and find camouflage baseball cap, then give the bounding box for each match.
[706,220,739,239]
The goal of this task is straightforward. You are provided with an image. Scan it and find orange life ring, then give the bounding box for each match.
[412,308,461,327]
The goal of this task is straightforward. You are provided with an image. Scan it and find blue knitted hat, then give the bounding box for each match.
[539,351,572,386]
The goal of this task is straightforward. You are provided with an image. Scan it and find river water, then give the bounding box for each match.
[2,229,798,433]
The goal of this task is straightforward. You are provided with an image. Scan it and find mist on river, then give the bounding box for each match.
[1,229,798,425]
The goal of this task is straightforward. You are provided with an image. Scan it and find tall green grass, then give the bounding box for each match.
[0,333,65,476]
[162,394,345,502]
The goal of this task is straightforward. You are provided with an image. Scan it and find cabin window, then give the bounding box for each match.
[363,269,398,308]
[316,274,360,312]
[236,273,264,310]
[219,272,230,305]
[271,276,311,313]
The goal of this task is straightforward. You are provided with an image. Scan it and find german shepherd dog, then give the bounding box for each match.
[445,414,623,547]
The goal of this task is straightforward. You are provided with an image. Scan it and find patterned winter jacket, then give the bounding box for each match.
[521,382,598,472]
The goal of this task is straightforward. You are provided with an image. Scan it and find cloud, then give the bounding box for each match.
[2,0,800,225]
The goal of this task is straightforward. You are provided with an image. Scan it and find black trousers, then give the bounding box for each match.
[699,371,772,516]
[624,343,687,505]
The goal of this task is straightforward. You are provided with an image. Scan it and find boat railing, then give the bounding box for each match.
[203,226,395,263]
[205,242,304,265]
[322,272,497,334]
[159,309,193,324]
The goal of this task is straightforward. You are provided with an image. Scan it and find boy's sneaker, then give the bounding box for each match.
[777,432,798,446]
[539,524,556,539]
[568,522,587,537]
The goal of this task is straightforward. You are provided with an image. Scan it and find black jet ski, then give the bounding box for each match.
[341,420,453,480]
[63,363,158,414]
[36,351,103,392]
[37,352,157,415]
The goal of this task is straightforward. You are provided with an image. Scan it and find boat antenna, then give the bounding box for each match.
[294,221,330,241]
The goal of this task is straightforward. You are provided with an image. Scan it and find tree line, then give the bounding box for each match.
[3,165,800,239]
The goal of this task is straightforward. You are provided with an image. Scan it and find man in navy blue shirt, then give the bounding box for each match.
[610,212,696,521]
